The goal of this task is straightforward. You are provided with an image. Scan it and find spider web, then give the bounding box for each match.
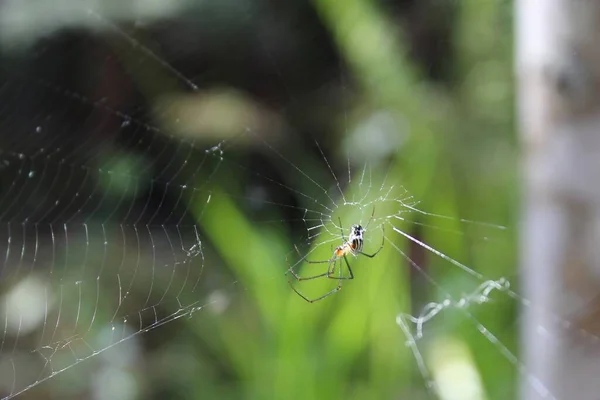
[225,134,575,400]
[0,3,597,400]
[0,69,225,400]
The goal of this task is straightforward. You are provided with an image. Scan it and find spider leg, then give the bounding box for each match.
[287,259,333,281]
[327,254,354,280]
[286,256,344,303]
[359,250,380,258]
[337,217,346,242]
[286,224,357,302]
[288,282,342,303]
[364,206,376,230]
[292,255,354,303]
[359,223,385,258]
[286,246,334,281]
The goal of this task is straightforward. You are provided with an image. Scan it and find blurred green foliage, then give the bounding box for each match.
[176,0,516,399]
[0,0,516,399]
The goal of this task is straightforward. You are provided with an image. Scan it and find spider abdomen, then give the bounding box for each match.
[350,238,363,255]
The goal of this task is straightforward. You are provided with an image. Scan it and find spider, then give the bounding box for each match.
[286,209,385,303]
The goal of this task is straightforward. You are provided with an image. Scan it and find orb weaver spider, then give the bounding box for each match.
[286,208,385,303]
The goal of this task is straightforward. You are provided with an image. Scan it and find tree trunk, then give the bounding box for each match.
[517,1,600,399]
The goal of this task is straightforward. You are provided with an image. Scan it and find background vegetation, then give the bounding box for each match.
[0,0,517,399]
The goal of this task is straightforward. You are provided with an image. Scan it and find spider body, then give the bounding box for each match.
[335,225,364,258]
[286,210,384,303]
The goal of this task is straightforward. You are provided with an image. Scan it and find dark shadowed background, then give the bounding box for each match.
[0,1,516,399]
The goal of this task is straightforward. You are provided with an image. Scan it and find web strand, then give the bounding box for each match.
[0,7,594,400]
